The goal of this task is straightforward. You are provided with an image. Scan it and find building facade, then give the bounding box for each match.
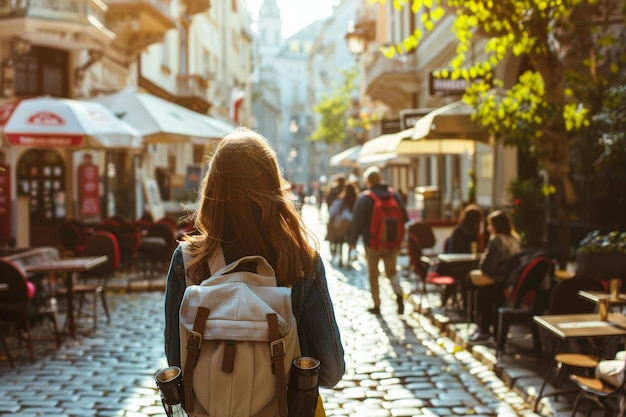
[0,0,252,247]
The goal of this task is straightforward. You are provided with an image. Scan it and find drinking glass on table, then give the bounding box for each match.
[599,298,610,321]
[610,278,621,298]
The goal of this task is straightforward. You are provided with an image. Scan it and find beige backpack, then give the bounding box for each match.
[180,245,300,417]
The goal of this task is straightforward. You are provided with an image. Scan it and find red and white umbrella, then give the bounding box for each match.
[0,96,141,149]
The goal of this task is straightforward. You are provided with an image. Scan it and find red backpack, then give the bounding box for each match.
[365,189,406,251]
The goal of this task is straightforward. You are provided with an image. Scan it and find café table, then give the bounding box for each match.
[578,290,626,308]
[24,256,108,338]
[534,312,626,349]
[437,253,481,319]
[533,312,626,411]
[437,253,481,264]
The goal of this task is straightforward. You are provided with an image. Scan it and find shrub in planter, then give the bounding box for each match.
[576,230,626,280]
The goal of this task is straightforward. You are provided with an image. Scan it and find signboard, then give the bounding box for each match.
[8,134,83,147]
[143,179,165,222]
[399,108,434,130]
[78,153,100,218]
[429,70,492,96]
[184,164,202,192]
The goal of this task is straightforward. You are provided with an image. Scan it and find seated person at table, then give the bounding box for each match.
[437,205,483,305]
[596,350,626,387]
[467,210,521,342]
[443,204,483,254]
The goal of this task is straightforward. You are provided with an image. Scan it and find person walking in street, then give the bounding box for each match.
[327,182,358,267]
[163,128,345,392]
[348,166,409,315]
[467,210,521,341]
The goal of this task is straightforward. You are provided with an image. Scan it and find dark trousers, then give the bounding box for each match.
[468,279,505,333]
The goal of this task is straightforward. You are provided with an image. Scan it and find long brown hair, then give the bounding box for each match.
[184,128,316,285]
[488,210,518,239]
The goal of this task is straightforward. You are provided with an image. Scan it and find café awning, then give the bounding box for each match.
[92,87,236,144]
[329,145,362,167]
[358,101,491,166]
[0,96,142,149]
[412,100,490,142]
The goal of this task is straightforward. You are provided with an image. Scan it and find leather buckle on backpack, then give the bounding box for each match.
[270,338,285,358]
[186,331,203,365]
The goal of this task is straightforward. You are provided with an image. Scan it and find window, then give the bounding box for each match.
[14,47,68,97]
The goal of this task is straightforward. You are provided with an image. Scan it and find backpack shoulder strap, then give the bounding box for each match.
[183,305,210,414]
[364,189,379,203]
[181,242,227,287]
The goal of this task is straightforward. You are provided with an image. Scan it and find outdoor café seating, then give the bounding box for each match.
[71,231,119,332]
[495,253,553,358]
[534,274,619,412]
[0,259,61,364]
[569,353,626,416]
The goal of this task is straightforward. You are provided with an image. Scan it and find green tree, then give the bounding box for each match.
[309,68,359,145]
[375,0,626,267]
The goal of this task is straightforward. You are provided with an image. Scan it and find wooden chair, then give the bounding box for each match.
[137,222,176,276]
[495,253,554,358]
[118,221,142,272]
[0,260,60,363]
[534,274,607,412]
[569,355,626,417]
[58,219,86,256]
[407,222,457,310]
[72,231,119,332]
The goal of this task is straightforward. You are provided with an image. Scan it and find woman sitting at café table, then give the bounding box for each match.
[467,210,521,342]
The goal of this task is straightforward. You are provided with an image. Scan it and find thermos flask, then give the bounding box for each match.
[287,356,320,417]
[155,366,188,417]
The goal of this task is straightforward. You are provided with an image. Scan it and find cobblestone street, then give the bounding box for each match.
[0,204,541,416]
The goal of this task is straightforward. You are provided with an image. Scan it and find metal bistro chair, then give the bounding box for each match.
[407,222,458,311]
[495,253,554,359]
[0,259,61,363]
[72,231,119,332]
[569,355,626,417]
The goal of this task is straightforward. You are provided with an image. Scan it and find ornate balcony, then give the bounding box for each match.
[0,0,114,50]
[175,74,211,114]
[181,0,210,15]
[364,51,419,113]
[104,0,175,56]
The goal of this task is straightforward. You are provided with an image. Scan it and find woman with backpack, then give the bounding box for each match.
[163,128,345,415]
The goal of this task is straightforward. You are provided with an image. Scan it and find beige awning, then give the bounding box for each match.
[412,100,490,142]
[358,101,492,166]
[330,145,362,167]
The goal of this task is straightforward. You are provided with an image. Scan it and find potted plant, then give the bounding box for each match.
[576,230,626,280]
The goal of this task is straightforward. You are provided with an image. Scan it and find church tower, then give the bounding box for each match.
[257,0,282,58]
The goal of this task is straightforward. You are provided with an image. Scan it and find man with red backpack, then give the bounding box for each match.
[348,166,409,315]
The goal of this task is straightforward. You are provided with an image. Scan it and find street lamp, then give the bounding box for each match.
[344,19,374,56]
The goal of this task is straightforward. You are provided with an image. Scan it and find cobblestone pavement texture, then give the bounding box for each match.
[0,204,584,416]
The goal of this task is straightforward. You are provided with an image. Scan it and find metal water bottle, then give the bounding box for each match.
[287,356,320,417]
[155,366,188,417]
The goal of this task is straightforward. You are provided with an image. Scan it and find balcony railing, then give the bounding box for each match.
[176,74,209,98]
[104,0,170,17]
[0,0,107,25]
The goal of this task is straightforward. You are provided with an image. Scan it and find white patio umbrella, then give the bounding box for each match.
[0,96,141,149]
[92,87,236,144]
